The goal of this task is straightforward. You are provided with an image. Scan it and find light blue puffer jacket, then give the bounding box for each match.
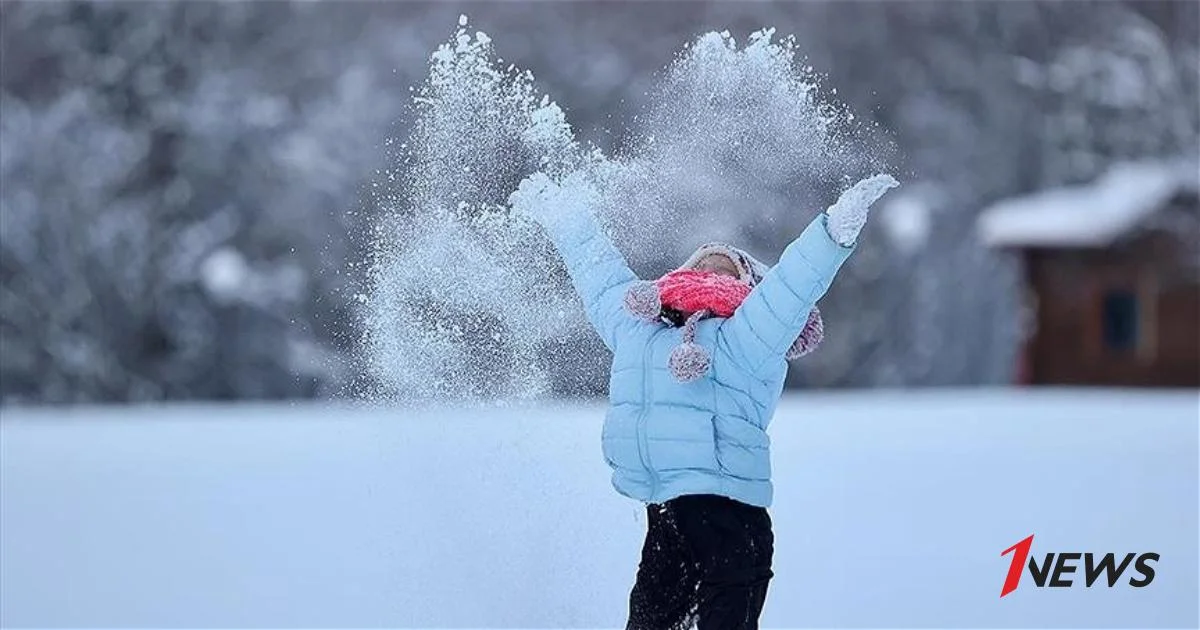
[541,210,854,508]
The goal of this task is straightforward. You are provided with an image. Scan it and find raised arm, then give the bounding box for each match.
[509,172,640,351]
[718,175,899,377]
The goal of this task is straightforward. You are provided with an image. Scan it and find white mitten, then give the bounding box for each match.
[825,174,900,247]
[509,172,558,222]
[508,170,597,232]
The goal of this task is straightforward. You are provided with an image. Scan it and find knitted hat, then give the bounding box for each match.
[623,243,825,382]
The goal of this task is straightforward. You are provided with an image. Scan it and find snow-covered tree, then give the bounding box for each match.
[0,2,404,402]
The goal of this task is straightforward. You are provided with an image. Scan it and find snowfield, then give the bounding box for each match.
[2,390,1197,628]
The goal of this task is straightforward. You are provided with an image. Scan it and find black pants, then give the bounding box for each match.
[626,494,774,630]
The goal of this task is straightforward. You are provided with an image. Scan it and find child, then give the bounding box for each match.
[510,172,898,629]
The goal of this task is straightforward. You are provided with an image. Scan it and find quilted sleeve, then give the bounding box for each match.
[540,207,640,352]
[716,213,855,377]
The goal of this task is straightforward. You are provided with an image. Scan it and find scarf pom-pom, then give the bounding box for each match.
[785,307,824,360]
[624,281,662,321]
[669,342,711,382]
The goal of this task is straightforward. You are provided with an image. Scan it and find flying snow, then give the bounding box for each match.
[360,17,891,404]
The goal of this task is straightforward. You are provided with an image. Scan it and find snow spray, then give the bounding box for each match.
[360,17,889,404]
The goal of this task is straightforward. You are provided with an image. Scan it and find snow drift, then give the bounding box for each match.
[2,390,1196,628]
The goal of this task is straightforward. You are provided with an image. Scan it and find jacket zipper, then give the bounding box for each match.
[637,329,662,500]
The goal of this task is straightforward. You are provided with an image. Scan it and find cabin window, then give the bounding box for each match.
[1101,289,1139,352]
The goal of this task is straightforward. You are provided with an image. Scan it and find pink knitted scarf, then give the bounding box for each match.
[655,269,752,318]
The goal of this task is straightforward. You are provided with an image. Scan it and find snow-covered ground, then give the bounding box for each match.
[2,390,1196,629]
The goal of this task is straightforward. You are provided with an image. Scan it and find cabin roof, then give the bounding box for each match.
[977,159,1198,248]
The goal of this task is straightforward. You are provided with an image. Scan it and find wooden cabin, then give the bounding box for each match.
[978,161,1199,387]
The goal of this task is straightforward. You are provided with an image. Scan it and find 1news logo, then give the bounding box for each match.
[1000,534,1159,597]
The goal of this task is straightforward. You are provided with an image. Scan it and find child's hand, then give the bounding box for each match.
[509,172,560,225]
[825,174,900,247]
[509,171,597,230]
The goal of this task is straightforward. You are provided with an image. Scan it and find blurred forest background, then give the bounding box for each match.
[1,1,1197,404]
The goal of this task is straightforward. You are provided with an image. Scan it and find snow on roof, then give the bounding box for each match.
[977,160,1198,248]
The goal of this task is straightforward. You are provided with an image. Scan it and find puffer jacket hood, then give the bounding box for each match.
[622,242,826,382]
